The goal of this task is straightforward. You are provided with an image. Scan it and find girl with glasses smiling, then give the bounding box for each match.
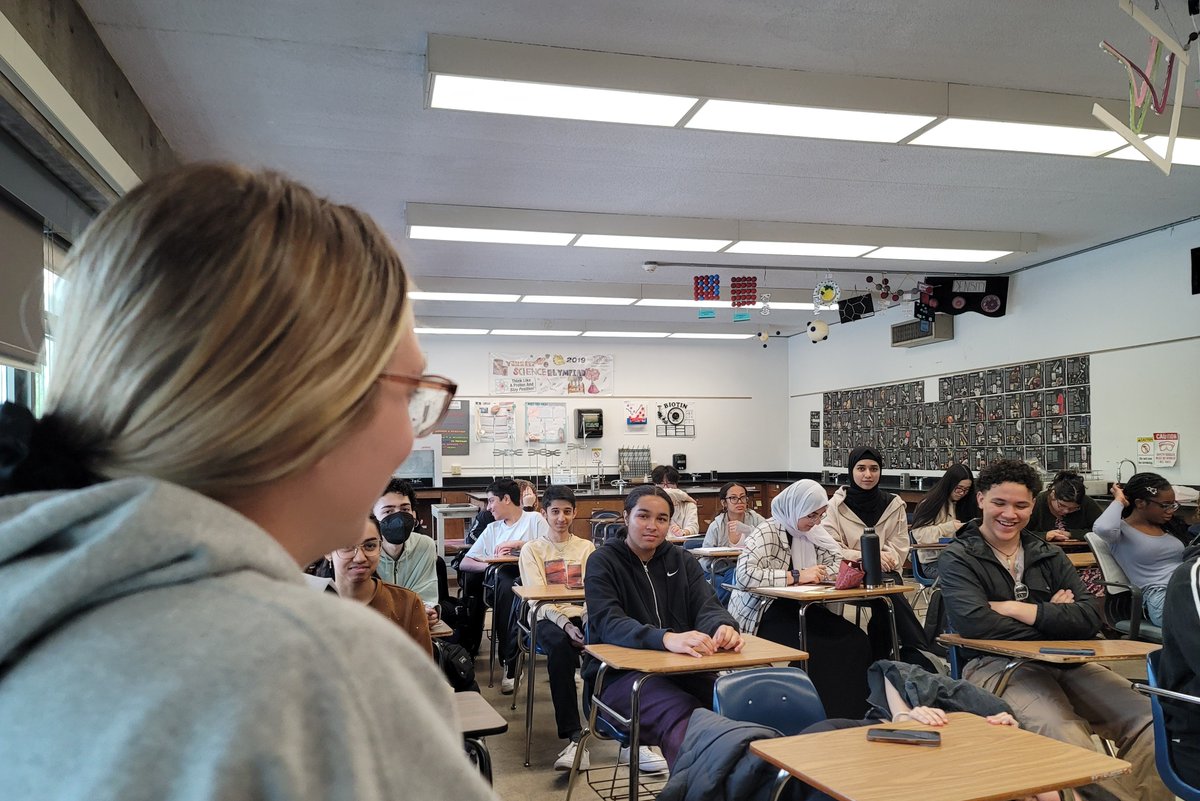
[1095,472,1190,627]
[700,482,766,603]
[0,164,485,801]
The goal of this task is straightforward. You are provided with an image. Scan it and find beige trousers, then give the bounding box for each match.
[963,657,1169,801]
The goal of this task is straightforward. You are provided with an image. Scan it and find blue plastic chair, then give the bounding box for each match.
[1134,651,1200,801]
[713,666,827,736]
[907,528,937,615]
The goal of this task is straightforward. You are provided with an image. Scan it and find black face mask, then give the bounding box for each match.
[378,511,417,546]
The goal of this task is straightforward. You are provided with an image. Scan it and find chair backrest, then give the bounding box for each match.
[907,528,936,588]
[713,667,826,736]
[1145,651,1200,801]
[1085,532,1131,596]
[590,511,624,548]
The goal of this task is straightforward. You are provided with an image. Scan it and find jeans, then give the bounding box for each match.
[1142,584,1167,627]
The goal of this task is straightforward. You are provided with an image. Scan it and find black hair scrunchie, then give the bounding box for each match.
[0,402,100,496]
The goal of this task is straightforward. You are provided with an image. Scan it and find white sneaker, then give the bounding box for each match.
[554,740,590,771]
[618,745,668,774]
[500,675,515,695]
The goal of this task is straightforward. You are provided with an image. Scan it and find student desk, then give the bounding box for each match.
[512,583,587,767]
[740,583,912,660]
[687,546,742,592]
[454,690,508,785]
[431,502,480,558]
[1068,551,1097,569]
[750,711,1130,801]
[480,555,520,687]
[937,634,1160,695]
[581,635,807,801]
[666,534,704,544]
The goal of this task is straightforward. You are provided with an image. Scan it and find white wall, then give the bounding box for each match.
[420,336,791,480]
[789,218,1200,484]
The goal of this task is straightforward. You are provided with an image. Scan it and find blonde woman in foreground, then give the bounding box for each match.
[0,164,491,801]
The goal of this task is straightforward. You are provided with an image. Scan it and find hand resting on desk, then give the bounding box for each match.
[663,624,744,657]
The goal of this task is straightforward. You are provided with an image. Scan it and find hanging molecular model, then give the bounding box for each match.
[812,276,840,314]
[693,274,720,301]
[866,275,903,308]
[730,276,758,307]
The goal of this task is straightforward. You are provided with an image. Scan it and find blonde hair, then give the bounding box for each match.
[47,163,410,496]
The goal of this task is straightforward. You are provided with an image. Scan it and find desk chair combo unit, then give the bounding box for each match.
[453,691,509,785]
[564,635,808,801]
[1134,651,1200,801]
[480,555,519,687]
[1084,532,1163,643]
[906,529,939,616]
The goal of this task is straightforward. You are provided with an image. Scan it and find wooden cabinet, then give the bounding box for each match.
[570,497,625,540]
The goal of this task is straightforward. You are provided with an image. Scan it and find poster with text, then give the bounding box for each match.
[1153,432,1179,467]
[432,399,470,455]
[525,402,568,444]
[490,353,614,396]
[475,401,516,443]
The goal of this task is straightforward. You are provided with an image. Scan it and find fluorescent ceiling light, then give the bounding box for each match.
[414,327,490,335]
[726,241,875,257]
[574,234,732,252]
[409,225,575,246]
[687,99,935,143]
[667,333,756,339]
[864,246,1011,262]
[767,302,823,310]
[430,74,697,126]
[1105,136,1200,166]
[521,295,637,305]
[490,329,581,336]
[911,119,1126,157]
[409,291,521,302]
[581,331,670,338]
[635,298,761,309]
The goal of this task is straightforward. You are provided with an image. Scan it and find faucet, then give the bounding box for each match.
[612,477,628,495]
[1117,459,1137,485]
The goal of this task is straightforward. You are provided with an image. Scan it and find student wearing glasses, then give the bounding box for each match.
[1027,471,1103,542]
[0,164,485,800]
[910,465,979,578]
[325,520,433,656]
[1094,472,1188,627]
[700,482,766,603]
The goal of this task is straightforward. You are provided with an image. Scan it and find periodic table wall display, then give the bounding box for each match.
[822,356,1091,472]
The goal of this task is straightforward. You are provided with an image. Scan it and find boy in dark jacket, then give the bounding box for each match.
[584,485,742,772]
[939,460,1168,801]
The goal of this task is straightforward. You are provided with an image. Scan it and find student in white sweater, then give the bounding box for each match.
[518,485,595,771]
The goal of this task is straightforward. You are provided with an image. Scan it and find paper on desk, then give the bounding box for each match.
[783,585,836,594]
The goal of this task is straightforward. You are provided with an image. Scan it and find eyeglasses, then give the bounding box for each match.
[336,538,382,557]
[1145,500,1180,512]
[724,494,748,504]
[803,509,825,521]
[378,372,458,438]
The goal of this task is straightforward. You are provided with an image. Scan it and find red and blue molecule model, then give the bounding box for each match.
[730,276,758,307]
[693,274,720,302]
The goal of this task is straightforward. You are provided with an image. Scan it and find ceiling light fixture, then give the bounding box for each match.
[911,119,1127,157]
[490,329,582,336]
[409,291,521,302]
[864,246,1011,262]
[1106,136,1200,166]
[726,241,875,257]
[667,332,756,339]
[687,99,935,143]
[521,295,637,305]
[414,327,490,335]
[574,234,732,252]
[409,225,575,246]
[581,331,670,338]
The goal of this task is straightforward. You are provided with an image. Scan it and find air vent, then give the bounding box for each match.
[891,314,954,347]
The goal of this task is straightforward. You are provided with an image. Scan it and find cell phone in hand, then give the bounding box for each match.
[866,728,942,746]
[1038,647,1095,656]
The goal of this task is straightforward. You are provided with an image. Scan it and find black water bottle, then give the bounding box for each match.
[861,527,882,589]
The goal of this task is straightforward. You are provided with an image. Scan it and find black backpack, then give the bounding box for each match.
[433,640,478,692]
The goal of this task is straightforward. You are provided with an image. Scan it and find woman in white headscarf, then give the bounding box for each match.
[727,479,876,718]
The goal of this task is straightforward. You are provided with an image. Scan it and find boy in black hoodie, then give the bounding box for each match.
[939,460,1168,801]
[584,485,742,772]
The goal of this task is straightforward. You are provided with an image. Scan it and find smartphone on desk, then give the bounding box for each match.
[866,728,942,746]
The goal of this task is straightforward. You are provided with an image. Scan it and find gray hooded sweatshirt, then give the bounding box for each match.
[0,478,496,801]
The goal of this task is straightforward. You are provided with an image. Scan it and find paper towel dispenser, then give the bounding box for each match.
[576,409,603,439]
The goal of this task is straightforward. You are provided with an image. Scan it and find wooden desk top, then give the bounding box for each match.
[513,583,586,602]
[666,534,704,544]
[744,583,914,602]
[749,711,1129,801]
[911,539,1090,552]
[689,547,742,558]
[454,691,509,738]
[1068,552,1097,568]
[938,634,1159,664]
[584,633,806,673]
[479,555,520,564]
[911,542,950,551]
[431,619,453,638]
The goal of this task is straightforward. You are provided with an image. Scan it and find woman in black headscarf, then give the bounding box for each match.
[824,446,939,665]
